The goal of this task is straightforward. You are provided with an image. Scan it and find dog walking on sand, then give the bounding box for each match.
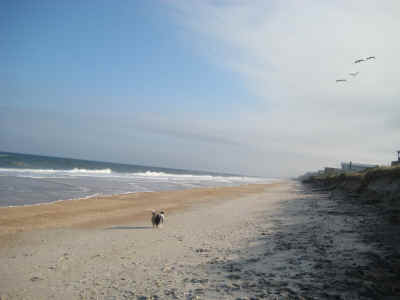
[151,210,165,228]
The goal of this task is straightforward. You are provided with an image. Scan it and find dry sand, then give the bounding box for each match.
[0,184,275,241]
[0,181,398,299]
[0,182,283,299]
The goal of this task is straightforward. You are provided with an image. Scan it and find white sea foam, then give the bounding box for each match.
[5,193,102,208]
[0,154,279,207]
[0,167,278,207]
[1,167,275,199]
[0,167,268,183]
[132,171,214,179]
[0,168,112,174]
[68,168,112,174]
[130,171,268,183]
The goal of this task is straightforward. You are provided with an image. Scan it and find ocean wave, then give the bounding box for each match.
[132,171,213,179]
[0,167,270,184]
[130,171,266,183]
[0,168,112,174]
[4,193,102,208]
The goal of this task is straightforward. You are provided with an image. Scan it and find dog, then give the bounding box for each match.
[159,211,165,225]
[151,210,164,228]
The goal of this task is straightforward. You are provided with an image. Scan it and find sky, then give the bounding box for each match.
[1,0,399,177]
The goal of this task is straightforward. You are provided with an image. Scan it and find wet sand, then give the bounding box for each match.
[1,181,399,299]
[0,183,275,241]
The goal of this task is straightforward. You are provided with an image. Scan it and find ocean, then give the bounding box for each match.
[0,152,272,207]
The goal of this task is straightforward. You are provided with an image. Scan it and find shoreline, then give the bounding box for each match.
[0,178,278,208]
[0,182,281,243]
[0,181,294,300]
[1,180,399,299]
[1,178,278,209]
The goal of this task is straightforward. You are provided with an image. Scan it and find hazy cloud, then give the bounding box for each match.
[2,1,400,177]
[164,0,400,175]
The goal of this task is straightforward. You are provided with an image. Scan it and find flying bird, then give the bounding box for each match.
[349,72,359,76]
[366,56,376,60]
[336,79,347,82]
[354,59,365,63]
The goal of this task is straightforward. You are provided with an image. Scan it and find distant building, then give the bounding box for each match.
[341,161,379,172]
[391,150,400,167]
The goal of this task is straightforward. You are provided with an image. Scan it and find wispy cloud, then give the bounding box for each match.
[2,1,399,177]
[165,0,400,174]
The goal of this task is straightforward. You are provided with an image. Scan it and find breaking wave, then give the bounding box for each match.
[0,152,276,207]
[0,167,268,184]
[0,168,112,174]
[130,171,267,183]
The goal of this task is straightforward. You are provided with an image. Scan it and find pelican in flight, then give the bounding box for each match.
[349,72,359,76]
[336,79,347,82]
[366,56,376,60]
[354,59,365,63]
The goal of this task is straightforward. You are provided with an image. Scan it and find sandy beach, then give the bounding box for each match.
[1,181,398,299]
[0,182,282,299]
[0,183,275,240]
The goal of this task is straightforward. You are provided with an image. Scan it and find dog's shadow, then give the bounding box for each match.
[105,226,153,230]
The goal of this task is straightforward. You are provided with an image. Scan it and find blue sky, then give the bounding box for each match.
[1,1,251,114]
[1,1,399,177]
